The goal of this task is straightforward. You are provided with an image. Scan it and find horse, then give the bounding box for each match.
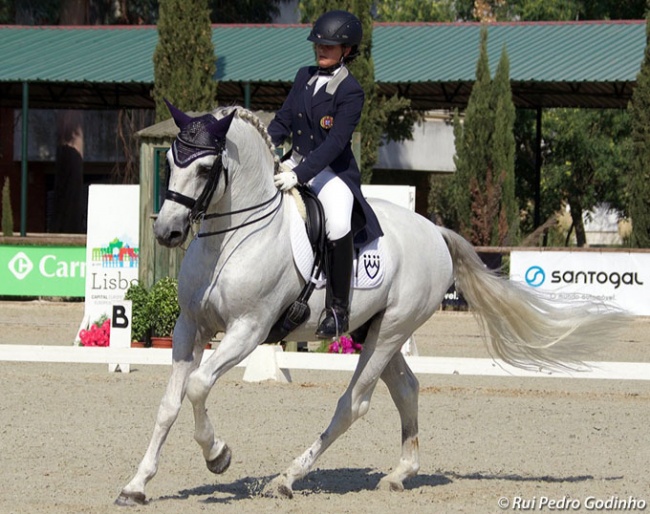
[115,105,625,506]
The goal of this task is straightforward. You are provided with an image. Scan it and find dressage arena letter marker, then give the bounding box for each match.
[108,301,132,373]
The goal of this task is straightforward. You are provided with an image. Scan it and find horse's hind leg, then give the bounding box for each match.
[377,351,420,491]
[264,332,400,498]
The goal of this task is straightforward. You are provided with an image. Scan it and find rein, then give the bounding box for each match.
[165,139,283,239]
[198,189,283,238]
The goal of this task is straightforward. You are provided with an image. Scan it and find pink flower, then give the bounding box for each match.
[79,316,111,347]
[327,336,362,355]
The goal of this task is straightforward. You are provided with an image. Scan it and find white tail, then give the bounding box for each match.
[439,227,629,372]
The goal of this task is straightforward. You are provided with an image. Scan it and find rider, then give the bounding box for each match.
[268,10,383,339]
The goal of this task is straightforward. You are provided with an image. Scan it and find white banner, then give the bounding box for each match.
[361,185,416,211]
[509,251,649,315]
[77,185,140,344]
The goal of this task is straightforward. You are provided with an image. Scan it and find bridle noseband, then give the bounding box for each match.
[164,135,282,238]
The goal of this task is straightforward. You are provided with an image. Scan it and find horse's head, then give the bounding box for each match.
[153,101,236,247]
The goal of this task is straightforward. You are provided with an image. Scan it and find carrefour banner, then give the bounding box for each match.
[80,185,139,337]
[0,245,85,296]
[509,251,649,315]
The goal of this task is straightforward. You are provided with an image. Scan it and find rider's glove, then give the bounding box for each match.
[274,162,298,191]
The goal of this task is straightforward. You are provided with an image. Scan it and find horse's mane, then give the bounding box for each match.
[214,106,280,173]
[214,105,305,217]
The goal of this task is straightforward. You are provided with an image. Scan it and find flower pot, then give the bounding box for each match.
[131,341,146,348]
[151,336,173,349]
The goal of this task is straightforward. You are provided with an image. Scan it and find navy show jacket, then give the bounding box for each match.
[268,65,383,247]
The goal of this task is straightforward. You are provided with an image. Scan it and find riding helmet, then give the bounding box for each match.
[307,10,362,60]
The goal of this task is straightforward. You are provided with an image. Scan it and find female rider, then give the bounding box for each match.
[268,10,383,339]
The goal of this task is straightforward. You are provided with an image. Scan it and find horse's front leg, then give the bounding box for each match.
[185,321,262,476]
[115,327,200,506]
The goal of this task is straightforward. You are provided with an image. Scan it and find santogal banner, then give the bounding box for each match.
[509,251,650,315]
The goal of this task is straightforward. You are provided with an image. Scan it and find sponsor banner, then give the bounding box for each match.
[79,185,139,342]
[510,251,649,315]
[0,245,86,296]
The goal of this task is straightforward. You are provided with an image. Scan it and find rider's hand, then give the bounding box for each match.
[274,163,298,191]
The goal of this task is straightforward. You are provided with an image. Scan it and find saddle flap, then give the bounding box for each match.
[297,185,325,252]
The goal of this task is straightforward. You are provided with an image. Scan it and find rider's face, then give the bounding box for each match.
[314,44,350,68]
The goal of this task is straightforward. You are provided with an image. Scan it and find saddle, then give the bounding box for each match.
[262,185,326,344]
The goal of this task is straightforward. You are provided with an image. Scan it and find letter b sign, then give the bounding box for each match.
[110,301,132,349]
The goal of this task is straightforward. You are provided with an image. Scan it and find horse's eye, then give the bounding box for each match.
[197,164,212,175]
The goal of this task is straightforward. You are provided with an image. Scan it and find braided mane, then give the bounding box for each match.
[214,106,280,173]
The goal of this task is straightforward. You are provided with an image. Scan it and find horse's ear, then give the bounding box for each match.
[164,98,193,129]
[207,110,236,141]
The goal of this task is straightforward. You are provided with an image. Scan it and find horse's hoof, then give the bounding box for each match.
[377,477,404,492]
[276,484,293,499]
[263,484,293,499]
[263,476,293,499]
[206,444,231,474]
[114,490,147,506]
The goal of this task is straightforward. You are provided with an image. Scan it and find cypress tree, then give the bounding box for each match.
[627,9,650,247]
[451,27,493,244]
[153,0,217,123]
[490,45,518,245]
[451,27,517,246]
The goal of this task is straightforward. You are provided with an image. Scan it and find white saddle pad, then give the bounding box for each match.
[288,197,386,289]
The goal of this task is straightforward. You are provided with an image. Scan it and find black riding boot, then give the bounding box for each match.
[316,232,354,339]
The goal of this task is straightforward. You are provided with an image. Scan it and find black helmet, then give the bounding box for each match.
[307,10,362,57]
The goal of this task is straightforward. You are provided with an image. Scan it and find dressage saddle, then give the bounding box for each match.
[262,185,326,344]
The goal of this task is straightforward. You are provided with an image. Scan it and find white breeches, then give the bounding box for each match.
[309,169,353,240]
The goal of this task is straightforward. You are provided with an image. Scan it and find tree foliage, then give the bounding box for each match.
[208,0,288,23]
[454,0,646,22]
[451,28,517,246]
[491,45,518,243]
[627,9,650,248]
[485,0,645,246]
[542,109,630,246]
[374,0,455,22]
[153,0,217,122]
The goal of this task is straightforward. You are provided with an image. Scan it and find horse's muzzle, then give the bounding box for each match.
[153,217,189,248]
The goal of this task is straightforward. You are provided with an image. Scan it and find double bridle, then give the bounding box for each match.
[164,139,283,238]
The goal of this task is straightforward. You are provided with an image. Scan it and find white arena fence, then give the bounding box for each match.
[0,344,648,382]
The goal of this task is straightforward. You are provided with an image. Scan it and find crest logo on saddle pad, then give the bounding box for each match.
[363,253,380,280]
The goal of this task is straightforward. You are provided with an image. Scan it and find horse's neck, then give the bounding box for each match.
[199,136,279,245]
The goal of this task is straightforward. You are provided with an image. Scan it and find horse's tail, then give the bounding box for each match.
[438,227,629,372]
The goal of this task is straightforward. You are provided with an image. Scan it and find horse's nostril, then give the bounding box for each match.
[170,231,183,241]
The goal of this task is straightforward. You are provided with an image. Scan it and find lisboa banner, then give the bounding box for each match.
[509,250,650,315]
[77,184,139,343]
